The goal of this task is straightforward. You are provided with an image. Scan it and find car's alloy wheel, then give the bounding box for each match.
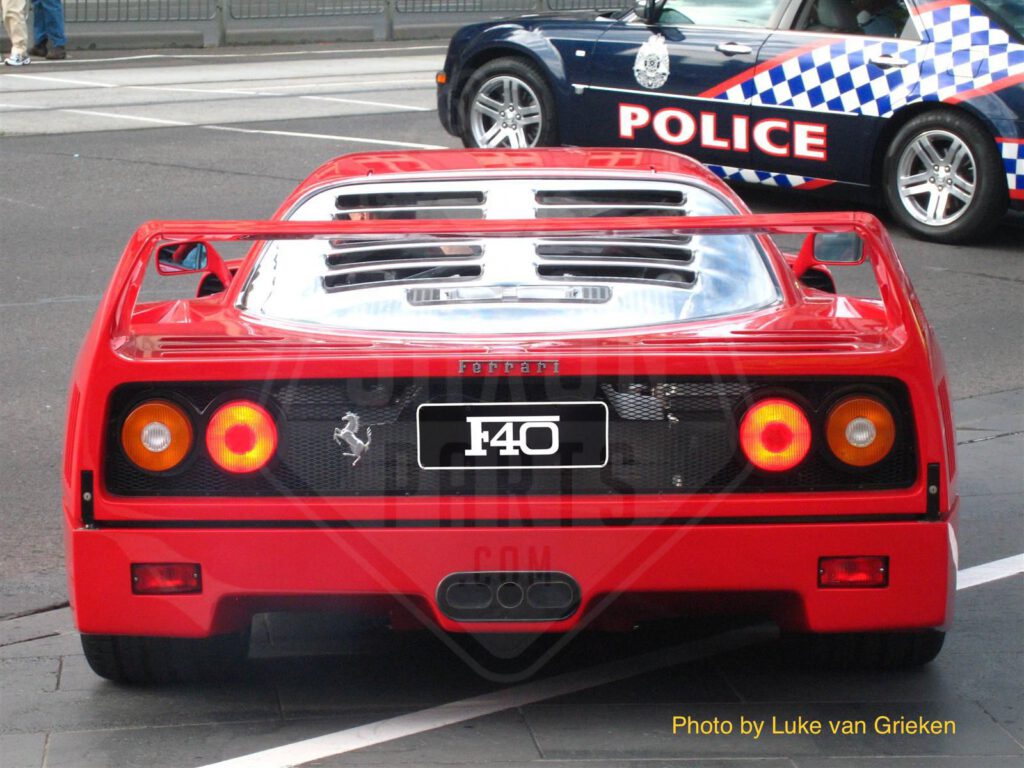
[882,111,1006,243]
[895,129,976,227]
[469,75,544,148]
[460,57,558,149]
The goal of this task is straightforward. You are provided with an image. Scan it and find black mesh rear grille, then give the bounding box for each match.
[104,377,917,497]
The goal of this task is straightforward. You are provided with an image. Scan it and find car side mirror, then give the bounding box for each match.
[155,240,233,292]
[792,231,867,282]
[157,242,213,275]
[811,232,865,265]
[636,0,664,24]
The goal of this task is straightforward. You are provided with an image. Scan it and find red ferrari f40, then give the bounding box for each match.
[63,149,958,683]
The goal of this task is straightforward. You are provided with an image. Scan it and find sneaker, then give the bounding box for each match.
[28,42,47,57]
[46,46,66,60]
[3,52,30,66]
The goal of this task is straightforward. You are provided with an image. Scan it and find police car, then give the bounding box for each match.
[436,0,1024,242]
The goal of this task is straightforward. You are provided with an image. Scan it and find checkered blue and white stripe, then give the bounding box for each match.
[707,165,832,190]
[998,139,1024,196]
[708,1,1024,118]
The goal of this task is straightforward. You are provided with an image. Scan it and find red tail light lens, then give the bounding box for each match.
[826,396,896,467]
[819,556,888,588]
[121,400,193,472]
[131,563,201,594]
[206,400,277,473]
[739,398,812,471]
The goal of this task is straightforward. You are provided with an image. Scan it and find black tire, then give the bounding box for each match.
[782,630,945,670]
[460,57,558,149]
[882,110,1006,243]
[81,632,248,685]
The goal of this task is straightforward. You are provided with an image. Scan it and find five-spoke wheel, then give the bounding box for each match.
[461,57,557,149]
[883,111,1006,242]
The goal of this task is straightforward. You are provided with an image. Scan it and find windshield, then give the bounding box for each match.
[973,0,1024,40]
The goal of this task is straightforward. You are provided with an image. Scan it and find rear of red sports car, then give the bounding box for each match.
[63,150,958,683]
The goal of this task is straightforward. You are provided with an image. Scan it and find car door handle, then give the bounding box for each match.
[716,42,753,56]
[869,54,910,69]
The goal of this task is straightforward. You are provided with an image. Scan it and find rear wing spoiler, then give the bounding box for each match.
[104,211,922,339]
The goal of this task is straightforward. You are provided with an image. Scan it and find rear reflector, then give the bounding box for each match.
[131,563,202,594]
[818,556,888,588]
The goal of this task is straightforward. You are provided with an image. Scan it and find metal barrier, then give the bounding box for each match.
[63,0,634,41]
[230,0,383,20]
[393,0,534,12]
[65,0,216,22]
[547,0,629,8]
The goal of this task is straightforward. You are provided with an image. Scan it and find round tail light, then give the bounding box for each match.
[206,401,277,473]
[826,396,895,467]
[121,400,193,472]
[739,398,812,472]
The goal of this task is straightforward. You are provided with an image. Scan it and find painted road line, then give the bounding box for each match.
[300,95,429,111]
[16,107,444,149]
[957,553,1024,590]
[62,109,193,126]
[201,125,445,149]
[4,73,118,88]
[47,45,447,65]
[197,624,775,768]
[127,85,259,96]
[240,79,436,91]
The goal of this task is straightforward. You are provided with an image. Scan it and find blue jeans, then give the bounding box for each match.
[32,0,65,48]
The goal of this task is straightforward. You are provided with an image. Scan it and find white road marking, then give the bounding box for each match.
[300,95,428,111]
[194,550,1024,768]
[197,624,774,768]
[47,45,447,64]
[201,125,444,148]
[62,109,192,125]
[4,73,118,87]
[242,78,435,91]
[956,553,1024,590]
[126,85,259,96]
[15,106,444,149]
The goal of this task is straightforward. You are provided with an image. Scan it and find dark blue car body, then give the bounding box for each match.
[438,0,1024,240]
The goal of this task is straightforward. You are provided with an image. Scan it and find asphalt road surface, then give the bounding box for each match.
[1,43,1022,768]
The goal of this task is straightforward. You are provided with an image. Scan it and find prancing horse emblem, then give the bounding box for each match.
[333,411,372,466]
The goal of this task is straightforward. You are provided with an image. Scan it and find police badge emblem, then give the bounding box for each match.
[633,34,670,89]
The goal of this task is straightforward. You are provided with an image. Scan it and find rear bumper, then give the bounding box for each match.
[69,511,957,638]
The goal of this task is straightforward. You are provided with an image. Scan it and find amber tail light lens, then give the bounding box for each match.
[206,400,277,473]
[826,396,896,467]
[121,400,193,472]
[739,398,812,472]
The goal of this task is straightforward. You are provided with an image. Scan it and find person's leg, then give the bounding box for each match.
[43,0,66,47]
[30,0,45,48]
[3,0,31,62]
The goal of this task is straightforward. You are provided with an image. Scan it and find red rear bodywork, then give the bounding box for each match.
[63,150,958,642]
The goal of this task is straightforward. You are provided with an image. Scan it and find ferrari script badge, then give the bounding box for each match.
[634,34,670,89]
[334,411,372,466]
